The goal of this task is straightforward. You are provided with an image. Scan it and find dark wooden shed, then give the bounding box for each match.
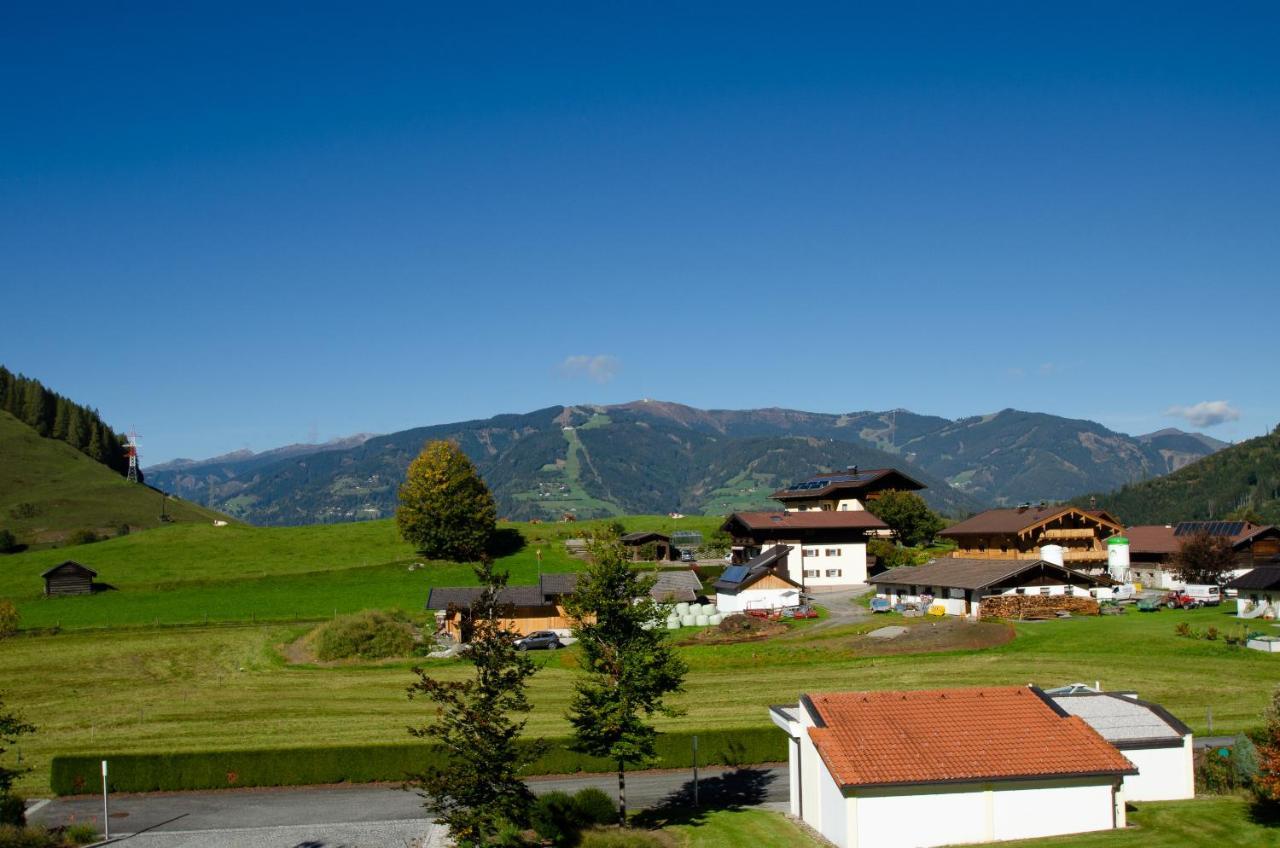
[620,531,676,561]
[42,561,98,596]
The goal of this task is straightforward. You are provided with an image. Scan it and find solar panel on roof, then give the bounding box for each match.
[1174,521,1245,537]
[720,565,748,584]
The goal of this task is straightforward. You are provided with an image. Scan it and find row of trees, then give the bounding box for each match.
[0,366,135,480]
[396,441,686,845]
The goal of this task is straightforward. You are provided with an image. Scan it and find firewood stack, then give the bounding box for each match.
[980,594,1100,620]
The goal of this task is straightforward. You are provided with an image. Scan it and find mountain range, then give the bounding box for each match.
[143,401,1226,527]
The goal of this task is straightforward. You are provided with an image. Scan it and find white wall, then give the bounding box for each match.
[790,541,869,588]
[851,778,1119,848]
[1122,739,1194,801]
[715,586,800,614]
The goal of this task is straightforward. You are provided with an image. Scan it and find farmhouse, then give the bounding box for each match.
[870,557,1105,618]
[1226,565,1280,619]
[769,686,1134,848]
[721,510,888,590]
[940,505,1124,568]
[1122,521,1280,590]
[712,545,802,613]
[619,531,677,561]
[771,466,925,513]
[427,572,579,640]
[1050,691,1194,802]
[41,561,98,596]
[428,568,706,637]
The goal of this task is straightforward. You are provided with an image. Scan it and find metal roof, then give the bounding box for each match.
[1050,693,1191,747]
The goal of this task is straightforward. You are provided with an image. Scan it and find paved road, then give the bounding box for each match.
[31,765,787,847]
[800,584,873,632]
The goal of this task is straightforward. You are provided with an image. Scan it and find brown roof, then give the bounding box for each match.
[40,560,98,579]
[620,531,670,544]
[871,558,1106,591]
[772,467,926,501]
[1120,525,1179,555]
[804,686,1135,789]
[726,511,889,532]
[941,506,1123,537]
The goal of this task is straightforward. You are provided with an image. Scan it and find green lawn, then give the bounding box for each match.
[0,515,725,629]
[671,808,822,846]
[2,601,1277,794]
[984,797,1280,847]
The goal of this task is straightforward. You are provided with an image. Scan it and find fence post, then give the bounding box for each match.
[101,760,110,840]
[692,735,699,808]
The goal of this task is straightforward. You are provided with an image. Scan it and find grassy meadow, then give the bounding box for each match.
[0,514,724,629]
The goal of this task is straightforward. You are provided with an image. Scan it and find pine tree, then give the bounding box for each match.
[0,692,34,800]
[396,440,496,561]
[407,560,544,845]
[0,367,12,414]
[86,420,105,461]
[20,381,49,435]
[50,398,70,441]
[66,406,86,451]
[564,537,687,824]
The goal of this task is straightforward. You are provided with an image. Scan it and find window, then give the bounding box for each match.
[803,569,820,578]
[840,503,848,511]
[1040,587,1051,596]
[1064,586,1074,596]
[802,548,819,558]
[825,569,842,578]
[825,548,841,557]
[1015,587,1026,595]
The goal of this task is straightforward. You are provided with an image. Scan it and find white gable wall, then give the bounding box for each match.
[1121,739,1194,801]
[715,586,800,614]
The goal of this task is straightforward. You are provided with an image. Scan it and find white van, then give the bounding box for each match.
[1184,584,1222,606]
[1090,584,1137,603]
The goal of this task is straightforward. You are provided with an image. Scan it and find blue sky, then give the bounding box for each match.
[2,3,1278,463]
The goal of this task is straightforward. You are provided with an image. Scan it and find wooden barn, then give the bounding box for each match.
[42,561,98,596]
[620,531,677,562]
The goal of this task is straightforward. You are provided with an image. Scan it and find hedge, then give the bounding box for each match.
[50,727,785,795]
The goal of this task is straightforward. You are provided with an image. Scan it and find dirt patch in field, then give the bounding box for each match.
[847,618,1014,656]
[680,614,789,645]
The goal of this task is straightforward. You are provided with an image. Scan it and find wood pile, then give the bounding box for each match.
[980,595,1099,620]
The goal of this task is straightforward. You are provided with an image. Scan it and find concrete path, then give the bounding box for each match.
[32,765,787,848]
[799,584,873,633]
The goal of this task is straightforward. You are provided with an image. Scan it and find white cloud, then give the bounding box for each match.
[1164,400,1240,428]
[558,354,620,383]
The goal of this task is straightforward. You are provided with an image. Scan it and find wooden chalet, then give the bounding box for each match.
[42,561,98,596]
[427,572,579,640]
[871,558,1107,618]
[939,505,1124,567]
[712,545,803,613]
[770,466,926,513]
[619,531,677,561]
[1122,521,1280,589]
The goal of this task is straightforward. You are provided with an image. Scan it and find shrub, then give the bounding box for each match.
[0,532,16,555]
[6,504,36,521]
[1175,622,1191,638]
[63,530,99,547]
[1206,626,1220,641]
[0,824,61,848]
[1195,747,1239,794]
[0,602,17,638]
[578,830,664,848]
[571,787,616,827]
[311,611,414,661]
[62,823,98,845]
[0,796,23,827]
[868,538,914,571]
[531,791,584,846]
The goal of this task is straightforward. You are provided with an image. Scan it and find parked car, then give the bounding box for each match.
[1089,584,1137,603]
[680,550,697,563]
[1184,584,1222,606]
[514,630,563,651]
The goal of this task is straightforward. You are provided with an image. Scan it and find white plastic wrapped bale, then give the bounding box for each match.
[708,613,723,625]
[695,614,708,626]
[666,616,681,630]
[681,614,697,626]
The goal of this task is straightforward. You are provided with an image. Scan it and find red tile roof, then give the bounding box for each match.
[728,511,889,532]
[805,686,1135,789]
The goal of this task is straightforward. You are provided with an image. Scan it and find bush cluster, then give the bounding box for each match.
[0,602,18,639]
[51,728,785,794]
[311,610,415,661]
[531,787,617,845]
[0,821,96,848]
[1195,735,1259,794]
[1176,621,1251,645]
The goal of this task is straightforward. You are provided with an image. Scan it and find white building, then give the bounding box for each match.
[770,467,928,514]
[721,511,887,590]
[870,558,1106,618]
[1050,691,1194,802]
[1226,566,1280,619]
[712,545,802,613]
[770,686,1135,848]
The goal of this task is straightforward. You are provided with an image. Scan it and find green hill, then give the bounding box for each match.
[0,410,229,547]
[1079,425,1280,524]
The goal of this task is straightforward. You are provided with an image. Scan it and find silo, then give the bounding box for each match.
[1040,544,1064,566]
[1107,536,1130,582]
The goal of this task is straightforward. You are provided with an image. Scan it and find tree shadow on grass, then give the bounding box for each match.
[631,767,777,829]
[488,527,526,558]
[1248,797,1280,827]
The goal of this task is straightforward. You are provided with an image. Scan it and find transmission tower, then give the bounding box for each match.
[124,430,141,483]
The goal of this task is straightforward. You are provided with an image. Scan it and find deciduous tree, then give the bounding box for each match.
[407,560,543,846]
[1172,531,1237,585]
[396,440,496,561]
[1254,686,1280,808]
[564,537,687,824]
[866,490,945,546]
